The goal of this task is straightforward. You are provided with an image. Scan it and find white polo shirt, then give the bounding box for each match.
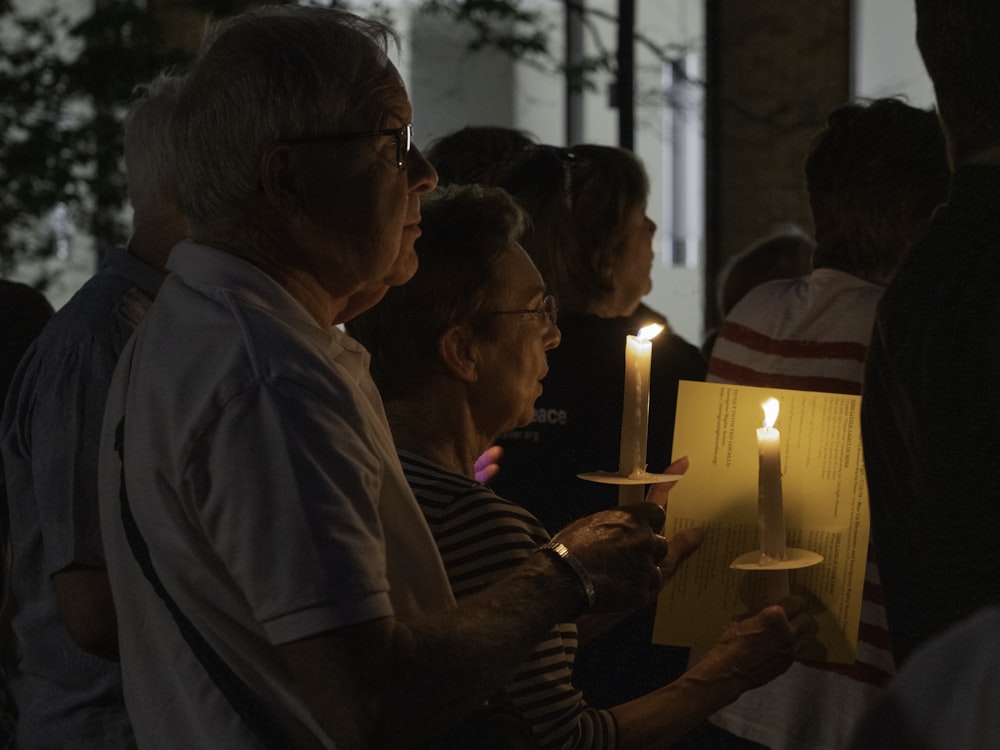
[98,241,455,749]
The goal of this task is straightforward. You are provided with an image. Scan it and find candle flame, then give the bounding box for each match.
[637,323,665,341]
[762,397,780,429]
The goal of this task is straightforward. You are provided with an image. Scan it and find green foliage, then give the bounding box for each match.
[0,0,390,280]
[2,0,677,280]
[421,0,551,59]
[0,0,189,276]
[419,0,622,94]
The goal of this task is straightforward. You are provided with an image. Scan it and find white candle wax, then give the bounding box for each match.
[757,397,787,563]
[617,324,663,505]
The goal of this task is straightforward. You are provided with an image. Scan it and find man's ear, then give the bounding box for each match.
[438,324,479,383]
[259,143,302,218]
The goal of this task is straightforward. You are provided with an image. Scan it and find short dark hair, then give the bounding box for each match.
[500,144,648,313]
[346,185,527,402]
[717,226,814,317]
[424,125,537,187]
[805,98,949,283]
[916,0,1000,164]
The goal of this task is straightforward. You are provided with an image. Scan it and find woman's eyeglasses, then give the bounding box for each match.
[524,145,589,211]
[484,295,558,326]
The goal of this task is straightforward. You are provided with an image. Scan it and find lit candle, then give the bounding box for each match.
[618,323,664,504]
[757,397,786,563]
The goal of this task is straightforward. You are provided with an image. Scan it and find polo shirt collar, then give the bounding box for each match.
[165,240,369,365]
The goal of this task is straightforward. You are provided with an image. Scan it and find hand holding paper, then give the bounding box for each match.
[688,596,818,703]
[654,381,871,663]
[645,455,690,509]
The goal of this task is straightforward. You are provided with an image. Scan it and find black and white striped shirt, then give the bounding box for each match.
[400,449,618,749]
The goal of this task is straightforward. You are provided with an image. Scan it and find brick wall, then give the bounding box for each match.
[704,0,850,330]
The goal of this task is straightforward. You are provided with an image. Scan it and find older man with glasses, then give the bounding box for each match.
[93,7,744,749]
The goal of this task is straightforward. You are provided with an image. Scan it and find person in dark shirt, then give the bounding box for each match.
[861,0,1000,667]
[0,73,184,749]
[0,281,53,401]
[489,144,709,713]
[0,279,53,750]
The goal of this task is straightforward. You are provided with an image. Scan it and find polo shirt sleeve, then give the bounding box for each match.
[32,335,120,574]
[185,377,393,645]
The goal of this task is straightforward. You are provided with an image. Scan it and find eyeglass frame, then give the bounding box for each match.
[483,294,558,326]
[523,144,590,211]
[282,123,412,170]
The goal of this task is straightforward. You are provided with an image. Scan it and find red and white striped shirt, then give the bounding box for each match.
[706,268,895,749]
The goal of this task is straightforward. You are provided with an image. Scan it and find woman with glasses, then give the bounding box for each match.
[348,184,812,750]
[488,144,711,714]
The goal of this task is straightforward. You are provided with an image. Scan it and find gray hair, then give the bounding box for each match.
[124,71,184,224]
[172,5,400,241]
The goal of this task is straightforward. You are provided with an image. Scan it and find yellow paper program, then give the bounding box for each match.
[653,380,870,664]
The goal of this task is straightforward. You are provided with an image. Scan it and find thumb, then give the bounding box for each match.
[658,526,705,577]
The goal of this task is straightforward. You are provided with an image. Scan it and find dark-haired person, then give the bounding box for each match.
[701,225,814,358]
[490,144,708,711]
[349,183,814,750]
[709,98,948,394]
[425,124,537,187]
[706,96,949,750]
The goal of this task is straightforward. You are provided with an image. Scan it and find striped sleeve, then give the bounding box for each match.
[704,273,896,746]
[402,452,619,749]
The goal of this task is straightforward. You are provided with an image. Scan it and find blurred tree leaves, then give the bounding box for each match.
[0,0,664,281]
[0,0,264,278]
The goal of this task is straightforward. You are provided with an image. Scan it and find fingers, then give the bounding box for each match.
[733,599,818,658]
[474,463,500,484]
[784,600,819,644]
[624,501,666,533]
[645,456,689,508]
[650,532,669,563]
[770,595,817,644]
[775,594,807,617]
[473,445,503,484]
[645,481,671,509]
[664,455,689,475]
[550,504,676,613]
[657,526,705,580]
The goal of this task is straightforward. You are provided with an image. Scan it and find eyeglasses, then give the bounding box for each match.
[283,123,412,170]
[484,295,558,326]
[524,145,589,211]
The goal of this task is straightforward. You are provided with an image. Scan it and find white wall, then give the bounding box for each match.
[406,0,708,345]
[852,0,933,107]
